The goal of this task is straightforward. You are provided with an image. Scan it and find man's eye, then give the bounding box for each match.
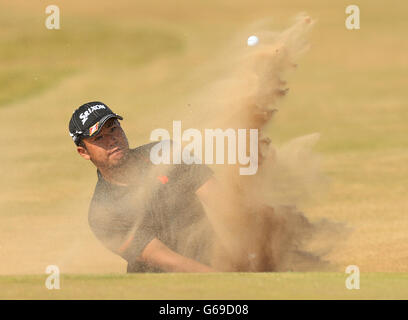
[111,127,117,132]
[95,135,103,141]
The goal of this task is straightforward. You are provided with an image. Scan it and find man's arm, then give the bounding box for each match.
[140,238,216,272]
[136,164,219,272]
[134,176,238,273]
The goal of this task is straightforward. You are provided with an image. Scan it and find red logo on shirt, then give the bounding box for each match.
[157,175,169,184]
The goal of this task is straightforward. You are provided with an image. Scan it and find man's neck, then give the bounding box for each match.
[98,156,132,186]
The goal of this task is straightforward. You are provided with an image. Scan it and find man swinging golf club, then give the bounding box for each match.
[69,101,218,272]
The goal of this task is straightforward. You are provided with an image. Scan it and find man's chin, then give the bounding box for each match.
[108,149,129,168]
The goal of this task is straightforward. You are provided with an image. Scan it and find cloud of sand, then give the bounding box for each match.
[178,14,350,272]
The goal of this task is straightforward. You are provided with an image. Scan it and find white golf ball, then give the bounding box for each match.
[247,35,259,46]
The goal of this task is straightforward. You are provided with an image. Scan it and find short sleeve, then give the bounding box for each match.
[88,201,158,263]
[116,210,158,261]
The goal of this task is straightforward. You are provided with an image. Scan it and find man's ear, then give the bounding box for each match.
[77,146,91,160]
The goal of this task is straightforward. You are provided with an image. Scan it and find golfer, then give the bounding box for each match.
[69,101,217,272]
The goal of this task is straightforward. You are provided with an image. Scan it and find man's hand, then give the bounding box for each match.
[140,238,216,272]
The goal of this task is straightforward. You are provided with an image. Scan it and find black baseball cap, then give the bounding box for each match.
[69,101,123,146]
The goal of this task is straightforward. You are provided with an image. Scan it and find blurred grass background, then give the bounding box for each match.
[0,0,407,298]
[2,272,408,299]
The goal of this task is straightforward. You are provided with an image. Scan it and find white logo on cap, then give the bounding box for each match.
[79,104,106,125]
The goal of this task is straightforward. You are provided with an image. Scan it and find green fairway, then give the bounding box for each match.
[0,0,407,299]
[1,273,408,300]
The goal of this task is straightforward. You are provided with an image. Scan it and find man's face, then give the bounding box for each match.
[77,118,130,169]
